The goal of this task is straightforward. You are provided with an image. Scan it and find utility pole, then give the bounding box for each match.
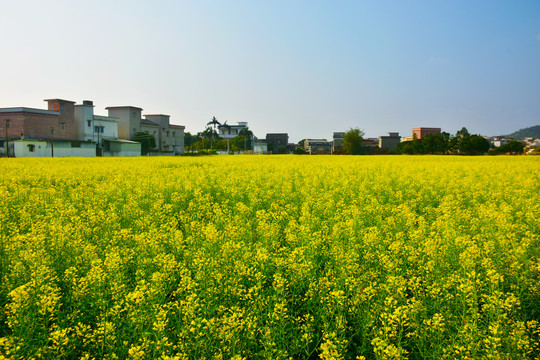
[4,119,8,157]
[50,127,54,157]
[97,125,101,156]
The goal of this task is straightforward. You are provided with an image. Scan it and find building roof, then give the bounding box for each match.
[0,107,59,116]
[141,119,159,126]
[169,124,185,129]
[219,123,246,129]
[379,133,400,138]
[144,114,170,117]
[104,139,140,144]
[43,98,76,104]
[15,138,94,142]
[266,133,288,139]
[93,115,119,122]
[105,106,143,111]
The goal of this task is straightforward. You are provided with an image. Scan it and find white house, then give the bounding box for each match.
[218,122,248,139]
[75,100,119,144]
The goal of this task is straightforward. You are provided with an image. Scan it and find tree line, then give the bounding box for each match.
[343,127,525,155]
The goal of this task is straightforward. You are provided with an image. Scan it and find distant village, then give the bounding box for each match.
[0,98,538,157]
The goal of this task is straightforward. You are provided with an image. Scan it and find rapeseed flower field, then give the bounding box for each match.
[0,155,538,359]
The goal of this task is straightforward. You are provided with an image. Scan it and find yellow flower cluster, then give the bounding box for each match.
[0,155,538,359]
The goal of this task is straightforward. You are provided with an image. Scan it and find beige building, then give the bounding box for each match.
[144,114,184,154]
[105,107,185,155]
[105,106,143,140]
[140,116,185,154]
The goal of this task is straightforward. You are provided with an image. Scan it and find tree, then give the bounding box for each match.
[132,132,156,155]
[201,126,219,149]
[468,135,490,155]
[397,140,417,154]
[422,133,448,154]
[206,117,221,148]
[495,140,525,154]
[343,128,365,155]
[207,116,221,134]
[237,127,253,151]
[184,132,194,154]
[456,127,470,138]
[453,127,490,155]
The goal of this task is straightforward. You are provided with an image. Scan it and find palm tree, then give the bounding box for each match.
[206,116,221,149]
[220,121,231,136]
[207,116,221,134]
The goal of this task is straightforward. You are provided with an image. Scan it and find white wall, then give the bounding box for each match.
[92,116,118,142]
[74,105,94,140]
[13,140,96,157]
[14,140,49,157]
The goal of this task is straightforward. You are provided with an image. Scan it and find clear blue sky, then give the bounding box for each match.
[1,0,539,142]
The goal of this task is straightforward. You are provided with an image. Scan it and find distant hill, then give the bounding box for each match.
[500,125,540,139]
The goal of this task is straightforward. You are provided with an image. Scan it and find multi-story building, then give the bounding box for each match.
[218,122,248,138]
[105,107,185,155]
[412,127,441,139]
[0,107,60,142]
[0,99,85,157]
[305,139,332,154]
[332,132,345,154]
[140,118,160,144]
[378,132,401,150]
[105,106,143,140]
[363,138,379,148]
[168,125,185,154]
[44,99,78,140]
[75,100,119,143]
[266,133,289,154]
[144,114,184,154]
[1,97,188,157]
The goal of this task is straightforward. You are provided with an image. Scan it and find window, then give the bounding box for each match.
[60,122,65,130]
[95,126,103,133]
[167,131,170,137]
[27,144,35,152]
[172,132,175,137]
[60,104,65,112]
[87,120,91,127]
[53,104,59,111]
[71,141,81,148]
[5,120,10,128]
